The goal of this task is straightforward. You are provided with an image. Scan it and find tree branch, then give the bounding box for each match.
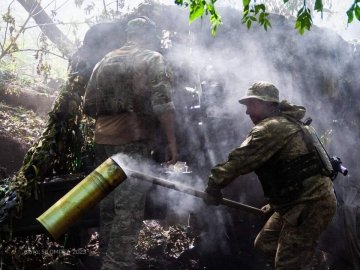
[53,0,71,12]
[12,49,68,60]
[106,1,118,8]
[16,0,75,57]
[24,21,88,30]
[2,22,9,53]
[1,0,16,53]
[0,1,33,60]
[103,0,108,15]
[32,0,57,17]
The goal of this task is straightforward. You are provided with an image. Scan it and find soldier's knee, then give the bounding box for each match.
[254,231,278,256]
[254,233,264,251]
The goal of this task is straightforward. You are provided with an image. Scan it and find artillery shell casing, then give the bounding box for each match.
[36,157,127,240]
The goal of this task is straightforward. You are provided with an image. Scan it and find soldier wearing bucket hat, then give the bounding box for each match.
[237,81,281,125]
[125,16,160,51]
[83,16,177,270]
[204,81,336,269]
[238,81,280,104]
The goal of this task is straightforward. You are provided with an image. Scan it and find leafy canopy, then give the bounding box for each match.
[175,0,360,35]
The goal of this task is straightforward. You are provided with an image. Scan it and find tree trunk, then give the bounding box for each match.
[16,0,75,58]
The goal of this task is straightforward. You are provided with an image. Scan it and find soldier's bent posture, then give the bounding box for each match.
[204,81,336,270]
[83,17,177,269]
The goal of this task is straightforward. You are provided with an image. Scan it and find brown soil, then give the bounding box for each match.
[0,102,46,175]
[0,135,28,175]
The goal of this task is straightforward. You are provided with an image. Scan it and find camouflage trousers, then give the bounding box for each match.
[95,143,152,270]
[254,193,337,270]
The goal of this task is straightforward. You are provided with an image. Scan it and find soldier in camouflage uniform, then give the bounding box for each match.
[204,81,337,270]
[83,17,177,270]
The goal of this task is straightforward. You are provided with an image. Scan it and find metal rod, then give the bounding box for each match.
[126,169,264,216]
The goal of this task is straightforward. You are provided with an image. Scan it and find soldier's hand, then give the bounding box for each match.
[261,204,274,219]
[203,186,223,206]
[165,143,177,165]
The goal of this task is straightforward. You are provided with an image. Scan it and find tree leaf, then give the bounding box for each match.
[206,2,215,13]
[257,4,266,12]
[189,0,205,23]
[314,0,323,12]
[246,19,252,29]
[254,4,265,15]
[265,19,272,29]
[243,0,250,7]
[241,16,247,24]
[347,8,354,23]
[210,12,222,36]
[295,6,312,34]
[297,6,305,16]
[259,12,265,24]
[355,5,360,20]
[179,0,358,36]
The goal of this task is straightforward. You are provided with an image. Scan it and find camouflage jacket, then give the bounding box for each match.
[209,101,334,211]
[83,42,175,145]
[83,41,175,118]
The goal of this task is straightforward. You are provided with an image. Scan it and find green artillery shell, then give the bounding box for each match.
[37,157,127,240]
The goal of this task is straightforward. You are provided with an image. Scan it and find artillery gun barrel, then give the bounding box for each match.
[126,169,264,216]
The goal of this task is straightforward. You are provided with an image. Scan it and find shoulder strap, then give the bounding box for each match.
[281,113,334,176]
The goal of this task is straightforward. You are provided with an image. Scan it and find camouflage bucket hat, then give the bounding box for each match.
[126,16,157,35]
[239,81,280,104]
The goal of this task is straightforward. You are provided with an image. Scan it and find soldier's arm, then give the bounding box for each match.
[83,62,101,118]
[158,111,177,164]
[208,124,284,188]
[149,53,177,163]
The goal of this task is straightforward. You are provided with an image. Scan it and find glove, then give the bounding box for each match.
[203,185,223,206]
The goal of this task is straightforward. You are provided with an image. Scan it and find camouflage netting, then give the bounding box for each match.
[0,73,95,226]
[21,74,91,179]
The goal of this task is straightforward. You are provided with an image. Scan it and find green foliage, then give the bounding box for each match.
[175,0,222,36]
[207,2,222,35]
[176,0,360,35]
[295,5,312,35]
[2,11,15,25]
[314,0,324,13]
[189,0,205,23]
[242,3,271,31]
[74,0,85,8]
[20,73,94,178]
[84,3,95,15]
[0,73,95,229]
[346,0,360,24]
[1,11,19,54]
[1,4,69,83]
[35,34,52,80]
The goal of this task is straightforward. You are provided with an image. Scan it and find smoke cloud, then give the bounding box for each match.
[73,2,360,267]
